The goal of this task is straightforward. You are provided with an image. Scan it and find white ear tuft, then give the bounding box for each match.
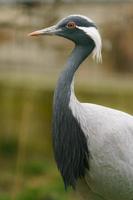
[77,26,102,63]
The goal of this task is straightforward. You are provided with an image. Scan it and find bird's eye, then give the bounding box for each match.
[66,21,76,29]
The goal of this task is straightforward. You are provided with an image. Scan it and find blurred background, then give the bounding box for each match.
[0,0,133,199]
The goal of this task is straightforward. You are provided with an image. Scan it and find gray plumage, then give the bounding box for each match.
[29,15,133,200]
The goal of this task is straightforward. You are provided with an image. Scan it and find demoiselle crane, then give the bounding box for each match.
[29,15,133,200]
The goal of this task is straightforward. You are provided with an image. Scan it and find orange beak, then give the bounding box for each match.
[28,25,58,37]
[28,30,43,36]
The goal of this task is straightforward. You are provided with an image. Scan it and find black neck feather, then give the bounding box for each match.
[52,43,94,189]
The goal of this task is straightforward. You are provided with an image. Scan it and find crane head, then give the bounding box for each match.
[29,15,102,62]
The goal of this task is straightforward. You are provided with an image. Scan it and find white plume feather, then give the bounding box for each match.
[78,26,102,63]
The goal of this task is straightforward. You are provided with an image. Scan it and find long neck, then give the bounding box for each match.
[54,44,94,105]
[52,43,94,189]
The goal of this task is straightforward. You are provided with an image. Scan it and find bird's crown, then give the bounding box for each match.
[57,15,96,28]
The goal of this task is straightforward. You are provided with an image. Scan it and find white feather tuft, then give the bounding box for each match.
[78,26,102,63]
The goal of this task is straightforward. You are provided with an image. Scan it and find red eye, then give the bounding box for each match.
[66,21,76,29]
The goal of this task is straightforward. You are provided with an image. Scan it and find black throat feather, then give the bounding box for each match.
[52,44,94,189]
